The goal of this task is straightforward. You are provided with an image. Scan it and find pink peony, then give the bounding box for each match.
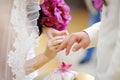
[38,0,71,31]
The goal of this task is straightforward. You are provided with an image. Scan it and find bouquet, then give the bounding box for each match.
[37,0,71,31]
[43,62,78,80]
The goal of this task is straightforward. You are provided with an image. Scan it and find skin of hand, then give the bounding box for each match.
[25,36,65,74]
[42,27,68,39]
[44,36,65,60]
[57,31,90,55]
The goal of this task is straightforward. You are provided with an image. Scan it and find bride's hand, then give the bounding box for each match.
[24,36,65,74]
[43,27,68,39]
[44,36,65,60]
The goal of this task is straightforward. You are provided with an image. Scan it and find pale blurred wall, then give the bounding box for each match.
[0,0,13,43]
[0,1,14,79]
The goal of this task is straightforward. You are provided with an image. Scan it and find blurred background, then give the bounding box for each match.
[0,0,99,78]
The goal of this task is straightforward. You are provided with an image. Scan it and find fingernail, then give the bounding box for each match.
[66,53,68,56]
[66,52,68,56]
[72,48,76,52]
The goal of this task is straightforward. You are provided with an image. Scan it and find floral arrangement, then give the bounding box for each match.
[93,0,108,10]
[43,62,78,80]
[37,0,71,31]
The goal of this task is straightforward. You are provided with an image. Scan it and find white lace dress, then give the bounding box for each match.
[8,0,40,80]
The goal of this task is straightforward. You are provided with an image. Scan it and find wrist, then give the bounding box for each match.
[44,49,56,60]
[25,54,49,74]
[44,50,51,60]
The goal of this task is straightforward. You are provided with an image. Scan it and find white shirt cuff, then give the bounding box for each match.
[84,22,101,48]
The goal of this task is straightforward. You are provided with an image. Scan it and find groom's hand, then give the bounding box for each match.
[57,31,90,55]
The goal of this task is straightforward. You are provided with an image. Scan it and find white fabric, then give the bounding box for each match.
[7,0,40,80]
[85,22,100,48]
[84,0,120,80]
[43,69,78,80]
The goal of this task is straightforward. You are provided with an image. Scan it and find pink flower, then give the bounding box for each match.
[41,17,58,27]
[38,0,71,31]
[60,62,72,70]
[93,0,103,10]
[58,62,72,72]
